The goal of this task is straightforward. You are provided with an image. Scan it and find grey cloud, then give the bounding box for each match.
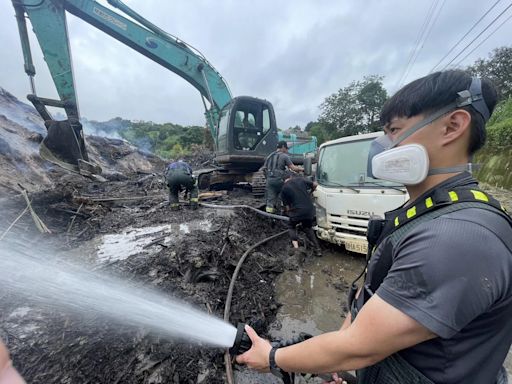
[1,0,511,129]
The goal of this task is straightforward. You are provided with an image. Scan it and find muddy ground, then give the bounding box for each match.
[1,171,512,384]
[0,165,342,384]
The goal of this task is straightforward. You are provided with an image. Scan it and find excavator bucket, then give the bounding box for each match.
[40,119,102,176]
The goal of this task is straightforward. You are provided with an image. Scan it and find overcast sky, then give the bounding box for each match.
[1,0,511,128]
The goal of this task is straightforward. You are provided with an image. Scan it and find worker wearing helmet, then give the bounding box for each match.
[262,141,302,214]
[164,160,198,210]
[237,70,511,384]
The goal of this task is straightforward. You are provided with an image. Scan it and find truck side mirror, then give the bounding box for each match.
[303,157,312,176]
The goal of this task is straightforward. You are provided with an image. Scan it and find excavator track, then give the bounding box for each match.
[251,170,266,197]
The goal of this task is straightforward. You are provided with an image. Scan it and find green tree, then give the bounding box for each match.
[486,98,512,147]
[178,126,204,148]
[319,75,388,137]
[203,126,214,150]
[467,46,512,100]
[170,143,187,158]
[304,121,315,132]
[119,121,207,159]
[308,121,337,145]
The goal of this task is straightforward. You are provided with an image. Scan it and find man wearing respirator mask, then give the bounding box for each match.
[236,70,512,384]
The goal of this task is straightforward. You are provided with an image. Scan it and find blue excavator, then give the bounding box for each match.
[11,0,316,193]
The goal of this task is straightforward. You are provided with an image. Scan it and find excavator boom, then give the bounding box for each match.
[12,0,232,174]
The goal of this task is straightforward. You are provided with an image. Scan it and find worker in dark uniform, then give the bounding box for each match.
[165,160,198,210]
[262,140,302,213]
[236,71,512,384]
[280,175,322,258]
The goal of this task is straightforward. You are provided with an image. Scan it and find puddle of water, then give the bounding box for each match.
[9,306,31,318]
[270,250,365,340]
[62,220,214,265]
[179,220,212,234]
[97,220,213,262]
[97,225,171,263]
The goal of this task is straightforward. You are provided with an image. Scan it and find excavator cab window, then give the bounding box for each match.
[233,104,269,151]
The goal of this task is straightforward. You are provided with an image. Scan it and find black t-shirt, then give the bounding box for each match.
[280,178,315,220]
[366,173,512,384]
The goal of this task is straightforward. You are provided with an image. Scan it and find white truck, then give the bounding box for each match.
[311,132,409,255]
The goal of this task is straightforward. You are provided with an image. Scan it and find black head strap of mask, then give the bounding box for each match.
[458,77,491,122]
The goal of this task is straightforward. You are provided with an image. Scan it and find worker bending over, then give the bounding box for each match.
[237,70,512,384]
[165,160,198,210]
[262,140,302,213]
[280,175,322,257]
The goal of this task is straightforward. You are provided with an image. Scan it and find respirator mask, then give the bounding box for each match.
[367,77,491,186]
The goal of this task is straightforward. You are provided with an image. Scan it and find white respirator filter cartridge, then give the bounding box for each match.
[371,144,429,185]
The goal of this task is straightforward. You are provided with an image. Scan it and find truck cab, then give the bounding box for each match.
[313,132,409,255]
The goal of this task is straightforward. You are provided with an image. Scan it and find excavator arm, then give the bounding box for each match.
[12,0,232,173]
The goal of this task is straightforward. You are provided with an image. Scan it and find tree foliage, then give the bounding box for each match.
[308,122,337,145]
[467,46,512,100]
[314,75,387,143]
[319,75,387,136]
[120,121,205,159]
[486,98,512,147]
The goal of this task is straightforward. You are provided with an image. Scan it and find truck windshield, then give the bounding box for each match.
[317,138,403,188]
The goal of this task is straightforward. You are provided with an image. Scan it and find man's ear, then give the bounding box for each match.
[441,109,472,146]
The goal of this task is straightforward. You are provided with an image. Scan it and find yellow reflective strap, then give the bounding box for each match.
[470,190,489,202]
[449,191,459,202]
[425,197,433,208]
[406,206,417,219]
[394,216,399,226]
[266,207,275,213]
[190,198,199,202]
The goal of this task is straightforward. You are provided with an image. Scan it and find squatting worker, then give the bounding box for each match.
[236,70,512,384]
[164,159,198,210]
[280,174,322,257]
[0,340,25,384]
[262,140,303,213]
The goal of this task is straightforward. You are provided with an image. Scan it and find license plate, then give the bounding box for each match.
[344,239,368,254]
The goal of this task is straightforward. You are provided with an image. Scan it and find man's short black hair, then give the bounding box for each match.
[380,70,498,155]
[277,140,288,149]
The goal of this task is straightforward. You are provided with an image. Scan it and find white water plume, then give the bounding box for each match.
[0,244,237,348]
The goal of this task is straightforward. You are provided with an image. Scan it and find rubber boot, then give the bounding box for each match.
[170,203,180,211]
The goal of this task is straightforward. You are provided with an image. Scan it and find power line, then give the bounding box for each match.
[441,1,512,70]
[430,0,502,73]
[454,10,512,67]
[395,0,439,88]
[399,0,446,85]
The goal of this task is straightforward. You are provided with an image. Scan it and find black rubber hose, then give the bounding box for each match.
[223,230,289,384]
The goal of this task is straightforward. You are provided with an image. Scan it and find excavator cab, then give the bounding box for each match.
[215,96,278,172]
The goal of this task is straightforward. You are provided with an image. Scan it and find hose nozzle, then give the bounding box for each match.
[229,323,252,356]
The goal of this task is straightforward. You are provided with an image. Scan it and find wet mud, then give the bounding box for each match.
[0,169,349,383]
